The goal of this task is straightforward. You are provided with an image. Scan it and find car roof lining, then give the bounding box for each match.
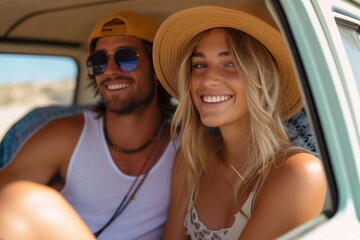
[1,0,261,48]
[4,0,128,37]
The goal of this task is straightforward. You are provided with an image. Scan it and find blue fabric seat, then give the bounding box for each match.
[0,105,89,168]
[284,108,319,156]
[0,106,318,169]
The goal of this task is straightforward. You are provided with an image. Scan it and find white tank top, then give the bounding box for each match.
[61,111,176,240]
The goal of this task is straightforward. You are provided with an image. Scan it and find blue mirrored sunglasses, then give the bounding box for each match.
[87,48,139,77]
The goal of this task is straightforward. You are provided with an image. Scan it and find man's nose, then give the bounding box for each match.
[103,54,121,74]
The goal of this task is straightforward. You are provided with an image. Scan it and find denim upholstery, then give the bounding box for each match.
[284,108,318,156]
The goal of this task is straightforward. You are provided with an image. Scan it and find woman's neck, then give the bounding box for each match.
[219,114,251,166]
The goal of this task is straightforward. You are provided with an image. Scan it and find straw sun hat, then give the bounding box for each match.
[153,5,303,120]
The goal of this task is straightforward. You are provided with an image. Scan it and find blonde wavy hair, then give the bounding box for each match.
[171,28,290,212]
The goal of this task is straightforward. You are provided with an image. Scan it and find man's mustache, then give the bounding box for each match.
[101,76,134,86]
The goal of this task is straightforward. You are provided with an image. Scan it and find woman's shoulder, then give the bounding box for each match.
[243,148,327,238]
[261,146,326,198]
[272,147,324,182]
[253,146,327,212]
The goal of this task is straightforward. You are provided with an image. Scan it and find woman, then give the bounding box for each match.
[152,5,327,240]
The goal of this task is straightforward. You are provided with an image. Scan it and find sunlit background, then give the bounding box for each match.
[0,54,77,139]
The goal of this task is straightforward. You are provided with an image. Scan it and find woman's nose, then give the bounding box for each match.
[202,67,222,87]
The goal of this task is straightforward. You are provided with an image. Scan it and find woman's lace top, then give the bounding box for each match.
[184,206,232,239]
[183,180,259,240]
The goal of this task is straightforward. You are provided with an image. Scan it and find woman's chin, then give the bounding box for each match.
[200,117,223,128]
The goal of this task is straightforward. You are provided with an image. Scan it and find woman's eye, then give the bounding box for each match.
[192,63,207,69]
[224,62,235,67]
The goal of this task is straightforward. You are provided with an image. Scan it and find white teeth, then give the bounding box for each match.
[107,83,130,90]
[203,95,231,103]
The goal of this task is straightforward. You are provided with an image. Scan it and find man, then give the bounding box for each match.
[0,11,176,239]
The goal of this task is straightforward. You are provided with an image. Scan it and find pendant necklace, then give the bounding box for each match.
[94,120,169,238]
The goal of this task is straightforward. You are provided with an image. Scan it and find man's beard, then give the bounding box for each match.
[101,77,156,115]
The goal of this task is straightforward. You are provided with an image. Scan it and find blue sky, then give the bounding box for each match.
[0,54,77,84]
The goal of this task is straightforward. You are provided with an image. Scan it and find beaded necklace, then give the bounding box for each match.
[104,125,155,154]
[94,121,169,238]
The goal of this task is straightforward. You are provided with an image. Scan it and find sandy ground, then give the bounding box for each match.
[0,80,74,140]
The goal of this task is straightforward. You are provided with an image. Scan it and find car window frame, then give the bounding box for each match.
[268,0,360,238]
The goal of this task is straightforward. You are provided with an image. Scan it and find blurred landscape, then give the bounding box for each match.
[0,79,75,139]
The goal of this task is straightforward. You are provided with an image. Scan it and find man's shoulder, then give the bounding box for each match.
[45,113,85,133]
[35,113,85,141]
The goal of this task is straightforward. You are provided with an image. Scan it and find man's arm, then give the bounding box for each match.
[0,181,95,240]
[0,114,84,189]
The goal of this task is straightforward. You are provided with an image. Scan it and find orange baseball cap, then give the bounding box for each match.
[88,11,159,52]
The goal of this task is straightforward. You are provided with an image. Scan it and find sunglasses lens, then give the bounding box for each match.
[87,48,139,76]
[115,49,138,72]
[87,52,107,76]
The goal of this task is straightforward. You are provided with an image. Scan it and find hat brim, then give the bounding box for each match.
[153,5,303,120]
